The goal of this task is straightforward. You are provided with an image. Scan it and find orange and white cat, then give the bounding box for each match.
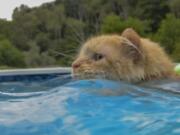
[72,28,175,83]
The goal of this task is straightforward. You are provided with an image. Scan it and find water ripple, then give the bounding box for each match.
[0,78,179,135]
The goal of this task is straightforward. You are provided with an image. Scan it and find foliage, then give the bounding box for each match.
[24,43,56,67]
[0,37,25,67]
[172,42,180,62]
[155,14,180,54]
[101,14,149,35]
[101,14,123,34]
[170,0,180,18]
[131,0,170,32]
[0,0,179,68]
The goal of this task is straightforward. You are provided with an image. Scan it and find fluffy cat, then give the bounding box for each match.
[72,28,176,83]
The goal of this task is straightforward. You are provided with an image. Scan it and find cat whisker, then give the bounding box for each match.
[51,50,74,59]
[62,49,77,53]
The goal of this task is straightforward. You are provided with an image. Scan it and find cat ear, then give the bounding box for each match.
[121,28,143,63]
[121,28,141,48]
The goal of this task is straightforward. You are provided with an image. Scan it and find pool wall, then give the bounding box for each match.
[0,67,72,82]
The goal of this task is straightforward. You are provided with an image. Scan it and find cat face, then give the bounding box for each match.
[72,28,145,81]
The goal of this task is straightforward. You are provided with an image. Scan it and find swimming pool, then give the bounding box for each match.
[0,68,179,135]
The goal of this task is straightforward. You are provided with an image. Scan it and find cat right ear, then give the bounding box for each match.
[121,28,144,63]
[121,28,141,48]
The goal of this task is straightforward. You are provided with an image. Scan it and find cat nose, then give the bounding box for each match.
[72,62,81,69]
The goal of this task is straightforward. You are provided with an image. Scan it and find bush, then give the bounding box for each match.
[170,0,180,18]
[24,44,56,67]
[171,42,180,62]
[0,38,25,67]
[101,14,149,35]
[155,14,180,54]
[101,14,123,34]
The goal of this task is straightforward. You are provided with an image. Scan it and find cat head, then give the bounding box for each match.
[72,28,146,82]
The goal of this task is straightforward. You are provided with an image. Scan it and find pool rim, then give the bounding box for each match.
[0,67,72,76]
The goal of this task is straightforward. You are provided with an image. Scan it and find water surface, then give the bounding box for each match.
[0,76,179,135]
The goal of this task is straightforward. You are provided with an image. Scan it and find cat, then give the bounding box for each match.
[72,28,176,83]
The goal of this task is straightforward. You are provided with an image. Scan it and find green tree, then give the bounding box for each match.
[101,14,148,35]
[101,14,123,34]
[0,19,13,39]
[0,0,179,67]
[35,33,51,52]
[66,18,88,44]
[24,44,56,67]
[172,42,180,62]
[155,14,180,54]
[0,37,25,67]
[170,0,180,18]
[132,0,170,32]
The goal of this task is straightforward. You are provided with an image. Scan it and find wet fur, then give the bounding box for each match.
[72,28,175,82]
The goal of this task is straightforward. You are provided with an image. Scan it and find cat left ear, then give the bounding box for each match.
[121,28,141,48]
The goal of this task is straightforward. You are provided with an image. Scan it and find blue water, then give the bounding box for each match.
[0,76,180,135]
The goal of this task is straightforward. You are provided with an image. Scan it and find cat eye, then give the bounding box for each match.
[92,53,104,61]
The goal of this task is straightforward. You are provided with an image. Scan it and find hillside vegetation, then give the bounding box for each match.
[0,0,180,68]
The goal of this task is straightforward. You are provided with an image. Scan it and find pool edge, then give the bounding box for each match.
[0,67,72,76]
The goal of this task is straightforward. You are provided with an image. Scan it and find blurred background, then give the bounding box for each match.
[0,0,179,69]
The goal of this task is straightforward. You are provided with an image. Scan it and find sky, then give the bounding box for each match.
[0,0,55,20]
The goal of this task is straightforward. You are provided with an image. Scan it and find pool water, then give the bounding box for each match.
[0,75,180,135]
